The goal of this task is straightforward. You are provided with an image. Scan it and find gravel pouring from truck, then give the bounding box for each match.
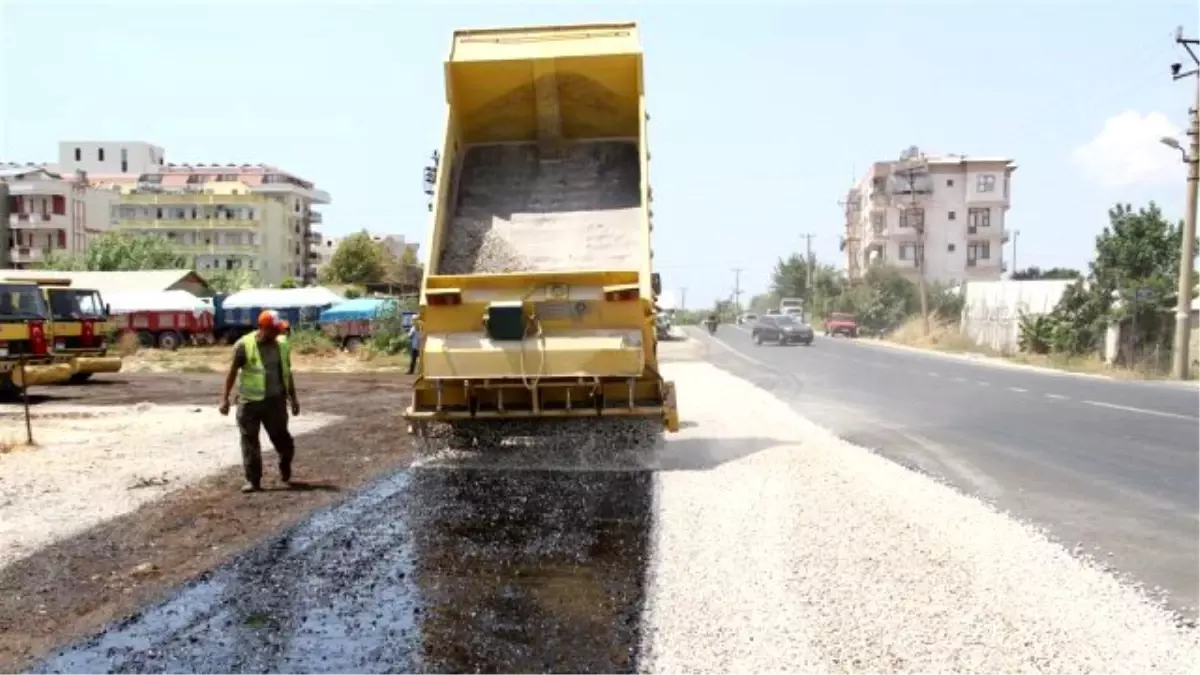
[404,22,678,435]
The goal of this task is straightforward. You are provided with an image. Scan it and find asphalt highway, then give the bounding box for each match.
[704,325,1200,618]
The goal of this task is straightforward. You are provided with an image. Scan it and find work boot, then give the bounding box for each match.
[280,465,292,485]
[241,482,262,493]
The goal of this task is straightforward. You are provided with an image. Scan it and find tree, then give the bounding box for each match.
[204,268,261,294]
[324,231,386,285]
[1011,266,1082,281]
[279,277,298,289]
[36,232,188,272]
[1045,202,1192,358]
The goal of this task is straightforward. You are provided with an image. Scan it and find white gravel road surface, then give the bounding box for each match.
[0,403,339,571]
[639,360,1198,674]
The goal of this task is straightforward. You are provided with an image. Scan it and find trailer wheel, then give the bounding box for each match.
[344,336,363,353]
[136,331,155,349]
[158,330,183,351]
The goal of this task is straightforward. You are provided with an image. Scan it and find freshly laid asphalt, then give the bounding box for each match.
[703,324,1200,618]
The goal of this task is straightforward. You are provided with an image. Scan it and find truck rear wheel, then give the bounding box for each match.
[158,330,182,351]
[344,336,363,353]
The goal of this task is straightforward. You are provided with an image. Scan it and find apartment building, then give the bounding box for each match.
[1,164,118,268]
[843,151,1015,285]
[6,141,330,285]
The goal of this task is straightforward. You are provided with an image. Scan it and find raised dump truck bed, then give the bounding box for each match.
[406,22,677,436]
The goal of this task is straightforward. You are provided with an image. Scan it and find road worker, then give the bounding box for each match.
[407,319,422,375]
[219,309,300,493]
[278,319,291,343]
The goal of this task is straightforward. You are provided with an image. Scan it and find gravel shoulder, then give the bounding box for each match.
[639,360,1198,674]
[0,373,416,673]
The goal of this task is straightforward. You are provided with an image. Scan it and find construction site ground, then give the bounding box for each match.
[0,369,416,672]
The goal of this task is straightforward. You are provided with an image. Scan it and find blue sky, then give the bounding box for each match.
[1,0,1195,307]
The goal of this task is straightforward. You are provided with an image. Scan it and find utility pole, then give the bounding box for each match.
[731,267,743,315]
[1011,229,1020,278]
[1169,28,1199,380]
[0,181,9,269]
[799,233,816,322]
[894,147,931,335]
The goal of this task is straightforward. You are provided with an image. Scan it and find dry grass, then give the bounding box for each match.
[886,317,988,354]
[0,438,35,455]
[883,317,1187,381]
[122,345,408,374]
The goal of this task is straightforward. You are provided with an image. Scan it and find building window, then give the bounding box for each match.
[51,195,66,215]
[967,241,991,263]
[98,148,105,162]
[897,243,925,262]
[948,210,956,220]
[968,207,991,228]
[946,179,954,187]
[247,208,256,220]
[74,147,82,161]
[947,243,956,252]
[976,174,996,193]
[57,230,67,248]
[156,208,163,219]
[898,207,924,230]
[120,148,128,174]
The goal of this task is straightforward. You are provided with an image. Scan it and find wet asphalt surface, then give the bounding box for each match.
[34,467,653,674]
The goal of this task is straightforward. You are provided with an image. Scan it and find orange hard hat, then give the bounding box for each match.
[279,319,290,331]
[257,310,280,329]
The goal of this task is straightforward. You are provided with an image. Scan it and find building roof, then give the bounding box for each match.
[1,269,212,296]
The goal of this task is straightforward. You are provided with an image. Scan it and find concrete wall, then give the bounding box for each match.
[960,279,1073,354]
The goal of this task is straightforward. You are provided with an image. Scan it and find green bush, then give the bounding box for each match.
[287,328,338,355]
[367,299,413,355]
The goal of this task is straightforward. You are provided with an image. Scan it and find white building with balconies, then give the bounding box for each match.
[1,164,117,268]
[843,151,1015,286]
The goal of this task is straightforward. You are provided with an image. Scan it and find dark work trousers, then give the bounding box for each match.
[237,396,295,486]
[408,349,419,375]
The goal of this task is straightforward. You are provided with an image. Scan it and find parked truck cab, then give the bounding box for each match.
[39,280,123,382]
[0,281,72,393]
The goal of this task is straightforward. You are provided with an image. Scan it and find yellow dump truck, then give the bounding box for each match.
[18,277,123,383]
[404,22,678,436]
[0,280,72,393]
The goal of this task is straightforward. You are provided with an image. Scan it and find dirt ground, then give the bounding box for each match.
[0,371,416,672]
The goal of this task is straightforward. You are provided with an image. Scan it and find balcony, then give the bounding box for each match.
[121,193,270,205]
[306,250,322,262]
[115,218,260,230]
[306,210,323,223]
[8,213,70,229]
[306,231,323,245]
[8,246,50,264]
[174,243,259,256]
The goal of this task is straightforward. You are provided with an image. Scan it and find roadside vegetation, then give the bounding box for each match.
[739,201,1197,380]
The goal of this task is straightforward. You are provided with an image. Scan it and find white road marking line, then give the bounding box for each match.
[1082,400,1200,421]
[952,376,968,383]
[976,381,991,386]
[1008,386,1028,393]
[928,371,940,377]
[703,331,771,368]
[1044,393,1068,400]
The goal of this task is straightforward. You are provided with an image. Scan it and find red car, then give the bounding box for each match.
[824,312,859,338]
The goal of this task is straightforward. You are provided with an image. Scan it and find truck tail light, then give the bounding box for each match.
[426,289,462,306]
[29,321,48,355]
[81,319,96,348]
[603,284,640,302]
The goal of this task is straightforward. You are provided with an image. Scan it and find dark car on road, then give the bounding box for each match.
[751,314,814,346]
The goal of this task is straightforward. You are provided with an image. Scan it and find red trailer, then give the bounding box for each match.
[104,291,215,350]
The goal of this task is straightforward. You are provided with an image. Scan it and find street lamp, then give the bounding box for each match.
[1161,136,1188,161]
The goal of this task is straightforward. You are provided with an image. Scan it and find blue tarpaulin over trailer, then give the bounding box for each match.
[320,298,417,328]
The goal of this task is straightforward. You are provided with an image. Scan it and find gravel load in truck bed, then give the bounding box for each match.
[437,141,644,275]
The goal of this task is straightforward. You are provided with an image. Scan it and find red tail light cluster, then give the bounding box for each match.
[81,320,95,348]
[427,292,462,306]
[604,288,640,302]
[29,321,47,355]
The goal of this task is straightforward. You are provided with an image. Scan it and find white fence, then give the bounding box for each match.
[960,280,1074,355]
